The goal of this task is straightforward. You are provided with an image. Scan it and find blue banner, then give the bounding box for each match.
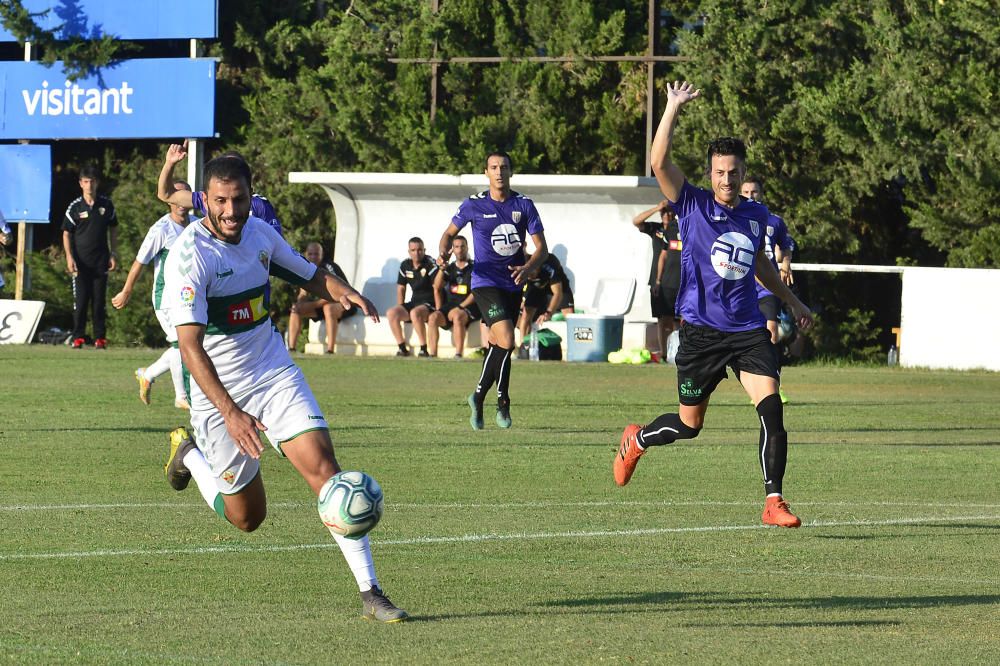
[0,144,52,223]
[0,0,217,41]
[0,59,216,139]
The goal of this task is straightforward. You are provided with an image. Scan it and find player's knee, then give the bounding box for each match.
[230,507,267,533]
[756,393,785,433]
[677,420,702,439]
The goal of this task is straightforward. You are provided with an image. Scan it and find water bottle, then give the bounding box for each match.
[887,344,898,367]
[529,322,540,361]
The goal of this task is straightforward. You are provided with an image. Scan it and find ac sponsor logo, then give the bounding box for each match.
[710,232,755,280]
[490,223,521,257]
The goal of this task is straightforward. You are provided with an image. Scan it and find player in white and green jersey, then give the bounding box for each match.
[112,181,196,409]
[160,155,408,623]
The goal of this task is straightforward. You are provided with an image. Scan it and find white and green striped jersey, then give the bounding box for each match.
[163,217,316,408]
[135,213,196,311]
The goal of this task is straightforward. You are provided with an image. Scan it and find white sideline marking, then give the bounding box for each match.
[2,514,999,567]
[3,499,1000,512]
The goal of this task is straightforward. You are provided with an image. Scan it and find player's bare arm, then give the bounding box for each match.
[437,223,460,268]
[432,268,446,310]
[157,141,196,208]
[62,231,77,275]
[754,249,812,330]
[651,81,701,203]
[112,260,145,309]
[632,201,669,227]
[109,227,119,271]
[303,267,380,322]
[510,232,548,285]
[542,282,563,321]
[176,323,267,458]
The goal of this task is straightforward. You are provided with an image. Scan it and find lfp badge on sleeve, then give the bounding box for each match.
[0,300,45,344]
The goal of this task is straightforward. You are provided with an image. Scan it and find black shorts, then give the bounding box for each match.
[674,323,779,406]
[438,301,482,329]
[651,284,679,319]
[402,299,434,314]
[758,295,780,321]
[523,285,575,312]
[473,287,523,327]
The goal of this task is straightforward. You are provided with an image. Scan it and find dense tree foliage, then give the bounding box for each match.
[3,0,997,355]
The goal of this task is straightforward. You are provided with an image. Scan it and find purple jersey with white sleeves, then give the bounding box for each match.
[670,181,769,332]
[191,191,283,236]
[451,190,544,292]
[755,212,795,299]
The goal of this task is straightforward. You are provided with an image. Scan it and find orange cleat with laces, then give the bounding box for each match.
[613,424,645,486]
[762,496,801,528]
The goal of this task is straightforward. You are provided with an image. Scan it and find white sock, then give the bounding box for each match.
[183,448,219,509]
[329,531,379,592]
[167,347,186,401]
[145,349,172,381]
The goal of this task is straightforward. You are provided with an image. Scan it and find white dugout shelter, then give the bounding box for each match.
[289,172,1000,371]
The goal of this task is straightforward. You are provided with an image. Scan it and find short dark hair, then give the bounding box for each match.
[705,137,747,172]
[173,179,192,191]
[204,156,252,190]
[485,151,513,172]
[453,235,467,244]
[743,175,764,193]
[408,236,424,246]
[79,165,100,180]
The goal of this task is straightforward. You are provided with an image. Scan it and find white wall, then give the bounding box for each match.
[288,173,665,322]
[900,266,1000,371]
[289,173,1000,371]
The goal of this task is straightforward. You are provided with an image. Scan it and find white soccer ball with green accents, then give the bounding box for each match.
[318,471,384,539]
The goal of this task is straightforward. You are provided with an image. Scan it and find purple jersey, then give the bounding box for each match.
[451,190,544,291]
[191,191,283,236]
[670,181,769,332]
[755,212,795,299]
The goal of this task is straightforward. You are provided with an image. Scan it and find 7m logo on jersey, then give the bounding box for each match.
[227,295,267,325]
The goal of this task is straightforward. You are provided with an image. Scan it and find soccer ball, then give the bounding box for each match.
[318,471,384,539]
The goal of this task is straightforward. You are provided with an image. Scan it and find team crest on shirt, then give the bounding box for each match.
[490,223,522,257]
[750,220,759,236]
[710,232,755,280]
[512,211,522,224]
[258,251,269,270]
[98,207,106,216]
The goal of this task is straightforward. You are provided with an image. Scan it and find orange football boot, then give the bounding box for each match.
[613,424,645,486]
[761,496,802,528]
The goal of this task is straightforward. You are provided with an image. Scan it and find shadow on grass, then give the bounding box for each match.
[538,591,1000,612]
[681,619,902,628]
[406,592,1000,623]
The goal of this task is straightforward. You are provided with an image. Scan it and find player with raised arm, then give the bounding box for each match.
[437,151,548,430]
[112,181,197,409]
[157,140,283,235]
[161,155,407,622]
[614,82,814,528]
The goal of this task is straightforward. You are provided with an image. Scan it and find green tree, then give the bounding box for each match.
[0,0,133,79]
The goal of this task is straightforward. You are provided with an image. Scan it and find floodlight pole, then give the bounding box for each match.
[14,41,35,300]
[186,39,205,191]
[644,0,660,177]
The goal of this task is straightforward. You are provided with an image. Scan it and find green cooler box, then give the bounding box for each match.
[565,314,624,362]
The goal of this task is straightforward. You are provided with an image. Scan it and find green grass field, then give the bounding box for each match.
[1,346,998,665]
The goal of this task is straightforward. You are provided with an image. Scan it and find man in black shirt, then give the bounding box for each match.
[427,235,481,358]
[632,200,681,360]
[517,253,575,343]
[62,165,118,349]
[387,237,438,357]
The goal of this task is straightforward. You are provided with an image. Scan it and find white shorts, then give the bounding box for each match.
[155,308,176,343]
[189,366,329,495]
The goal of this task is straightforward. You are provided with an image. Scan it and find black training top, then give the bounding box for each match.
[526,254,571,293]
[442,260,474,305]
[639,220,681,289]
[397,256,439,304]
[63,195,117,267]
